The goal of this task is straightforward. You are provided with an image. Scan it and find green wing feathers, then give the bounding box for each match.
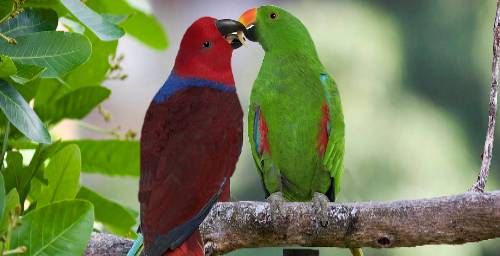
[249,73,345,198]
[320,73,345,195]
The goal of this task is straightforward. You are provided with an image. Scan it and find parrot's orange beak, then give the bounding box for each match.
[239,8,258,42]
[239,8,257,27]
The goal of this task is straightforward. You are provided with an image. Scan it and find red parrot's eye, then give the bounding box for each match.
[270,12,277,19]
[202,41,211,48]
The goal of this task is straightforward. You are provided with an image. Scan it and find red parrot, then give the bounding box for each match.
[133,17,245,256]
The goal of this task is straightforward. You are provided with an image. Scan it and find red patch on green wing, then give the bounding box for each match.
[258,112,271,155]
[318,103,330,156]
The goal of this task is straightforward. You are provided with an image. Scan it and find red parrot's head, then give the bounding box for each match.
[173,17,245,86]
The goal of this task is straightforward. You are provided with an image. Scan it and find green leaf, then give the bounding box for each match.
[61,0,125,41]
[0,56,17,78]
[0,188,20,235]
[123,12,167,49]
[0,1,14,25]
[0,31,92,78]
[86,0,168,50]
[124,0,152,14]
[1,150,47,212]
[8,138,37,149]
[10,64,46,85]
[24,0,67,16]
[27,171,44,204]
[64,31,118,88]
[0,8,58,38]
[0,173,5,224]
[0,80,50,144]
[33,78,70,106]
[12,79,41,103]
[76,186,137,236]
[102,14,130,25]
[2,152,30,196]
[63,140,139,176]
[18,142,65,205]
[58,16,85,34]
[37,144,81,207]
[11,200,94,256]
[37,86,110,124]
[31,27,117,97]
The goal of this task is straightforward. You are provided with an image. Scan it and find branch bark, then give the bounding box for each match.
[86,191,500,255]
[85,232,133,256]
[471,0,500,192]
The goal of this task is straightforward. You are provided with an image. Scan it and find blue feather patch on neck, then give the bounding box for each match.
[153,72,236,103]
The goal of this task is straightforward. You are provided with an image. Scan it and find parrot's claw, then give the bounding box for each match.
[312,192,330,227]
[267,192,286,218]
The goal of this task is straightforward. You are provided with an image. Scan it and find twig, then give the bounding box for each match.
[471,0,500,192]
[97,104,112,122]
[85,191,500,256]
[76,121,122,139]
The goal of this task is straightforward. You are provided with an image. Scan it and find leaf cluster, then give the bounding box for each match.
[0,1,167,255]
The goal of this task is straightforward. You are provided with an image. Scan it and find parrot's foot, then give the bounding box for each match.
[267,192,286,218]
[312,192,330,227]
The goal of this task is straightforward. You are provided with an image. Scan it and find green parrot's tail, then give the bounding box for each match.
[127,233,144,256]
[350,248,364,256]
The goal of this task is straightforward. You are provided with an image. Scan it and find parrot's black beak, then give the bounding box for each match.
[216,19,246,49]
[243,25,257,42]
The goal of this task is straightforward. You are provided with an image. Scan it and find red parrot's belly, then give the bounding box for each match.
[139,87,242,255]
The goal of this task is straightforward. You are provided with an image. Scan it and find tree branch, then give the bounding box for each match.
[471,0,500,192]
[85,232,133,256]
[86,191,500,255]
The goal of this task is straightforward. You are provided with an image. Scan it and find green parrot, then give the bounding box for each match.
[239,5,363,256]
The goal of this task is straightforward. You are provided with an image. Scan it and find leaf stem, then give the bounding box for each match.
[55,77,70,89]
[76,121,122,139]
[0,1,15,25]
[2,246,26,255]
[0,120,10,170]
[0,33,16,45]
[2,204,20,254]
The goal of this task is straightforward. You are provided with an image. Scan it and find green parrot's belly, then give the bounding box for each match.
[255,82,331,201]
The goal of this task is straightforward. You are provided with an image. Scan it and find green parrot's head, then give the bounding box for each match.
[239,5,316,54]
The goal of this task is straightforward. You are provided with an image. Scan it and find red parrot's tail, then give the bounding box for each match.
[164,231,204,256]
[164,180,231,256]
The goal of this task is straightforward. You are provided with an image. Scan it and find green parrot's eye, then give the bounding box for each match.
[202,41,211,48]
[270,12,277,19]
